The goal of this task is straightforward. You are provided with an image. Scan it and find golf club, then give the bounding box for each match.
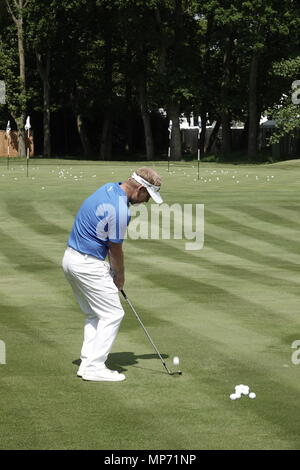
[121,290,182,376]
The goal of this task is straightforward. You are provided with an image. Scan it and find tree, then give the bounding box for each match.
[237,0,298,159]
[52,0,102,158]
[267,57,300,144]
[153,0,199,160]
[5,0,30,156]
[26,0,61,157]
[118,1,159,160]
[1,0,299,161]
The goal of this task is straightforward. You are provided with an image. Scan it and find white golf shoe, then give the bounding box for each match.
[77,360,87,378]
[82,366,126,382]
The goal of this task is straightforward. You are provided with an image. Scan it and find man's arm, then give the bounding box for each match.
[108,241,125,290]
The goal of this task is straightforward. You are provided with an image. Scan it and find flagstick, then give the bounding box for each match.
[198,116,201,180]
[197,127,200,180]
[24,116,31,177]
[6,121,11,170]
[26,129,29,177]
[7,135,10,170]
[168,122,172,173]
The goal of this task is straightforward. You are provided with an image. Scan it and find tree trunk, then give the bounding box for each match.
[6,1,28,156]
[199,110,207,156]
[63,110,69,155]
[241,118,249,150]
[36,50,51,157]
[100,111,112,160]
[220,35,233,156]
[17,16,25,91]
[15,114,26,157]
[70,90,93,158]
[43,76,51,157]
[124,43,133,155]
[17,13,26,156]
[205,119,221,154]
[138,73,154,160]
[221,113,231,155]
[100,35,113,160]
[201,14,214,156]
[125,79,133,155]
[248,53,259,159]
[168,101,181,161]
[77,114,93,158]
[155,7,168,75]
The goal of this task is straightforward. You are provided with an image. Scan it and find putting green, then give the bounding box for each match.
[0,158,300,450]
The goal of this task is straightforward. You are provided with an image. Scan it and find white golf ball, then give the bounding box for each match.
[249,392,256,399]
[242,385,250,395]
[173,356,180,366]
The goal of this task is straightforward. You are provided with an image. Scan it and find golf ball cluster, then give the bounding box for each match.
[229,384,256,400]
[173,356,180,366]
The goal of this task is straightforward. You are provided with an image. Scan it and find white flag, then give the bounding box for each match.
[6,121,11,135]
[25,116,31,131]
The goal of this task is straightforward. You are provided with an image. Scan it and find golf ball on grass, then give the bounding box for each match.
[173,356,180,366]
[235,384,249,396]
[230,384,255,401]
[230,394,239,400]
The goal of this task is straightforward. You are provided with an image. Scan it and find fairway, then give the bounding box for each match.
[0,159,300,450]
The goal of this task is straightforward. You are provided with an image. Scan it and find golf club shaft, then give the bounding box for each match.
[120,290,172,374]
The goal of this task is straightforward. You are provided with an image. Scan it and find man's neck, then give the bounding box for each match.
[120,182,133,203]
[120,182,129,194]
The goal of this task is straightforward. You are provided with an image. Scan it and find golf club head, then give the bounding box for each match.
[169,371,182,376]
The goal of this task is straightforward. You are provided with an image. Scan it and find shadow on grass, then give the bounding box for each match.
[72,351,169,374]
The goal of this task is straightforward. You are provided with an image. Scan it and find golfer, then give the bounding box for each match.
[62,168,163,382]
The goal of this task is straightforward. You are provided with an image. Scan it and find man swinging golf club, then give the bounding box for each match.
[62,168,162,382]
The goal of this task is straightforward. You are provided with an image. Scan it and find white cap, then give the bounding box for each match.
[131,172,163,204]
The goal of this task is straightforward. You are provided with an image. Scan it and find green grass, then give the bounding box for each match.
[0,158,300,449]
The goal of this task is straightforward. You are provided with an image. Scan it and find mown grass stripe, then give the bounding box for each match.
[205,208,300,260]
[226,204,300,239]
[1,160,300,449]
[126,245,300,331]
[237,204,300,231]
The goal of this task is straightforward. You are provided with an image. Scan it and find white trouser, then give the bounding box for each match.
[62,247,125,373]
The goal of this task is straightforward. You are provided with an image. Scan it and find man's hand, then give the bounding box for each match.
[108,242,125,291]
[113,273,125,291]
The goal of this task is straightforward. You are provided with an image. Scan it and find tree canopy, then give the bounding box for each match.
[0,0,299,160]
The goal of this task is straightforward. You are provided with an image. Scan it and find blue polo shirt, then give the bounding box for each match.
[68,182,130,260]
